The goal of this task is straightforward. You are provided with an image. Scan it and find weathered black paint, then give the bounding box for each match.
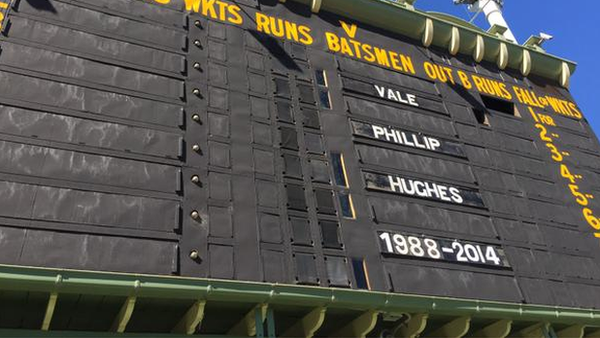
[0,0,598,309]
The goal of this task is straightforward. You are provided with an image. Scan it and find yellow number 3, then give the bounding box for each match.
[546,143,563,162]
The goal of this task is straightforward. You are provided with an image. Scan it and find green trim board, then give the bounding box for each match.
[0,264,599,336]
[288,0,576,87]
[0,330,242,338]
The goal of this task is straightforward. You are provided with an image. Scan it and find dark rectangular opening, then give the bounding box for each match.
[472,107,489,126]
[351,258,370,290]
[315,70,327,87]
[481,95,516,116]
[330,153,348,187]
[339,192,355,219]
[318,89,332,109]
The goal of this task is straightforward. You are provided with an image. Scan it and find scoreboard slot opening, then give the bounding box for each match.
[481,94,520,117]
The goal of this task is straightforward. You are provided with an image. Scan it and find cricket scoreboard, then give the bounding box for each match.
[0,0,598,311]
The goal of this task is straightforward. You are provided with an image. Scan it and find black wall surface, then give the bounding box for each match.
[0,0,600,309]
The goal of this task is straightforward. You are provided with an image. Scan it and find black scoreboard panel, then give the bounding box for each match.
[0,0,600,309]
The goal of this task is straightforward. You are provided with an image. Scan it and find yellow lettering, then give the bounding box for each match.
[423,62,437,81]
[558,100,573,116]
[340,21,358,39]
[515,87,542,106]
[202,0,217,19]
[389,52,403,71]
[298,25,313,45]
[546,97,564,115]
[255,12,271,34]
[458,71,472,89]
[472,76,486,94]
[424,63,454,84]
[499,83,512,100]
[362,44,375,62]
[270,16,285,37]
[528,91,544,108]
[184,0,200,12]
[373,47,390,67]
[438,66,450,83]
[227,4,243,25]
[486,81,511,100]
[470,76,513,99]
[443,67,455,84]
[216,1,227,21]
[400,55,415,75]
[513,87,527,105]
[349,40,362,59]
[568,102,583,119]
[489,79,502,97]
[284,21,299,42]
[340,37,353,57]
[154,0,171,4]
[325,32,340,52]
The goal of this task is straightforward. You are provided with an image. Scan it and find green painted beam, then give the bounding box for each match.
[0,265,599,327]
[287,0,576,85]
[0,330,245,338]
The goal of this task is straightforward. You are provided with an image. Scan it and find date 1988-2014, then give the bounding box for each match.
[378,231,510,268]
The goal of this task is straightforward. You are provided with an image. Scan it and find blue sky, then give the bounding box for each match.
[416,0,600,135]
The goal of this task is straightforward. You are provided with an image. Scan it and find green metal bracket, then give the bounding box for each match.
[111,296,137,333]
[171,300,206,335]
[511,322,551,338]
[266,308,276,338]
[587,328,600,338]
[228,304,268,336]
[0,330,249,338]
[330,310,379,338]
[286,0,577,86]
[488,24,508,38]
[557,325,586,338]
[281,307,326,338]
[0,264,599,330]
[396,313,428,338]
[468,319,512,338]
[424,316,471,338]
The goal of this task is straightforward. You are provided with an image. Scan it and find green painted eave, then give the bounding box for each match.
[0,330,228,338]
[289,0,577,84]
[0,264,599,327]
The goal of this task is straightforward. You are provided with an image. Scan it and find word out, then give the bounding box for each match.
[148,0,582,120]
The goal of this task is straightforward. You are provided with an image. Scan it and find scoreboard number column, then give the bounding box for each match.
[378,231,510,268]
